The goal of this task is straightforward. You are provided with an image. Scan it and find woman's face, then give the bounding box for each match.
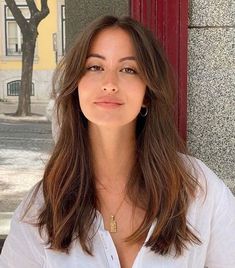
[78,27,146,128]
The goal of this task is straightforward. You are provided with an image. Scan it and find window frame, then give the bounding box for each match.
[4,4,29,56]
[61,4,65,55]
[7,80,35,96]
[56,0,65,61]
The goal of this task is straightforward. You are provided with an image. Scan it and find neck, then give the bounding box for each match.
[89,124,136,193]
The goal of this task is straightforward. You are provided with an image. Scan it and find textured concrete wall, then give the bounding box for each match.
[187,0,235,190]
[65,0,129,48]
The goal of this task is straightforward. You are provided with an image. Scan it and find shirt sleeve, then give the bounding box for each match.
[205,180,235,267]
[0,186,45,268]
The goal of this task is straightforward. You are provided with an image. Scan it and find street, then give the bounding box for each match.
[0,120,52,152]
[0,119,53,235]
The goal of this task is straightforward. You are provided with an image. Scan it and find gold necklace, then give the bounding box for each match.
[109,196,126,233]
[96,181,127,232]
[96,178,129,233]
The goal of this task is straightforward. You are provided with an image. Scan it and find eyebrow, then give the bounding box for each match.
[87,53,137,62]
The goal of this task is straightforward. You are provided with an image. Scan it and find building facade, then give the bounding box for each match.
[0,0,65,102]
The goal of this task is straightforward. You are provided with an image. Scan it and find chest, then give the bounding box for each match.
[110,238,143,268]
[44,198,211,267]
[44,235,207,268]
[102,209,147,268]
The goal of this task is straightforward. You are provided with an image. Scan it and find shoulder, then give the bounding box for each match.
[194,157,233,201]
[179,154,235,224]
[181,155,235,230]
[182,157,235,265]
[180,154,232,198]
[14,180,44,222]
[0,182,46,267]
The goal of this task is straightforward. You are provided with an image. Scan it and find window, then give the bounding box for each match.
[4,5,30,56]
[61,5,65,55]
[7,80,35,96]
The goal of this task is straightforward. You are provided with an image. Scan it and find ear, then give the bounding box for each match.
[141,104,147,108]
[142,96,150,107]
[142,87,150,107]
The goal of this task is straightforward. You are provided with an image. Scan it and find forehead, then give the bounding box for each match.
[88,27,136,57]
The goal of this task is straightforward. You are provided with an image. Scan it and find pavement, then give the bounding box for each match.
[0,101,53,239]
[0,101,49,123]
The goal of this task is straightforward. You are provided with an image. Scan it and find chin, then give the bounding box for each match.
[88,118,136,129]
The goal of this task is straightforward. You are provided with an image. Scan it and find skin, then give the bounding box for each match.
[78,27,146,191]
[78,27,147,268]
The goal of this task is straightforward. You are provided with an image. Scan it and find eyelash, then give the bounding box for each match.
[86,65,138,75]
[86,65,103,71]
[121,67,137,74]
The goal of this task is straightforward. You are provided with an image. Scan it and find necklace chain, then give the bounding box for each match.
[110,195,126,232]
[101,194,126,233]
[96,178,128,233]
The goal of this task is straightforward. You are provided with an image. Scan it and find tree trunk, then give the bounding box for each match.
[15,33,37,116]
[5,0,49,117]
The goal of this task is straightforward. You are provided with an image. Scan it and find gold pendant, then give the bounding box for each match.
[110,215,117,233]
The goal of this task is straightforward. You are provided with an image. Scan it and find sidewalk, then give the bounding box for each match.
[0,102,53,240]
[0,101,49,123]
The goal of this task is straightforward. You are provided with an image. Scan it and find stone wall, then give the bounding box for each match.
[65,0,129,48]
[187,0,235,190]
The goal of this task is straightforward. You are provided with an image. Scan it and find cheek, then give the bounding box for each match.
[78,92,89,116]
[78,76,89,92]
[126,82,146,103]
[77,80,88,110]
[78,76,91,98]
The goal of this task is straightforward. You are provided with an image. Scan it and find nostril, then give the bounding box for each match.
[103,88,116,92]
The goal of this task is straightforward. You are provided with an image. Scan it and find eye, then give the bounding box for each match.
[121,67,137,74]
[86,65,103,72]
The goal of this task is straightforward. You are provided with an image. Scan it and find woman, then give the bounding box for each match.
[1,16,235,268]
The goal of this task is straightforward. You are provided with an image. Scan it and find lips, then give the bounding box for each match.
[95,101,123,105]
[94,102,123,108]
[94,97,124,108]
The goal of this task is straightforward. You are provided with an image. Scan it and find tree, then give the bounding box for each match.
[5,0,49,116]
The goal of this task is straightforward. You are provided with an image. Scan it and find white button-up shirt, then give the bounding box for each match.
[1,159,235,267]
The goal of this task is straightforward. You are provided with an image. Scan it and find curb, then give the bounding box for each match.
[0,114,49,124]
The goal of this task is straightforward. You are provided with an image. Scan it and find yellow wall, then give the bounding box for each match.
[0,0,58,70]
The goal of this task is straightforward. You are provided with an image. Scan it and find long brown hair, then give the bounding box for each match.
[26,15,201,256]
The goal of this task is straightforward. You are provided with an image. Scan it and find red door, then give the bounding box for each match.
[131,0,188,141]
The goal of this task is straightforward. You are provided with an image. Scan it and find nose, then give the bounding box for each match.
[102,70,119,93]
[103,87,117,93]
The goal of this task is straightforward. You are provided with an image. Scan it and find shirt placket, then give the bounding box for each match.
[98,229,121,268]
